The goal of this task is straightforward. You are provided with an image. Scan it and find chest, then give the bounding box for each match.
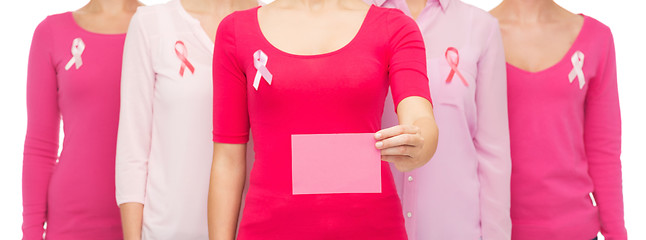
[500,20,583,73]
[425,44,479,106]
[54,36,124,101]
[246,51,387,109]
[73,13,133,35]
[506,57,594,110]
[258,9,368,55]
[187,14,222,43]
[149,33,214,102]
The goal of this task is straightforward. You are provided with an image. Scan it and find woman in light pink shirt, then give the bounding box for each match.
[491,0,627,239]
[115,0,258,239]
[366,0,512,239]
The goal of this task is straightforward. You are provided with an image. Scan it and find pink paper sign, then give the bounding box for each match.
[291,133,382,195]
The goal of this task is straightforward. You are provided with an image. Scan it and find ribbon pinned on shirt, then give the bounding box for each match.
[175,41,195,77]
[65,38,85,70]
[568,51,585,89]
[445,47,469,86]
[253,50,272,90]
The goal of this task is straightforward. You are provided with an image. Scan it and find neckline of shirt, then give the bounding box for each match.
[66,11,127,37]
[172,0,216,52]
[506,14,589,76]
[253,5,375,59]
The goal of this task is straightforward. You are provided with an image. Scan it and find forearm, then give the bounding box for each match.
[396,96,438,170]
[411,116,438,167]
[119,202,144,240]
[208,144,247,240]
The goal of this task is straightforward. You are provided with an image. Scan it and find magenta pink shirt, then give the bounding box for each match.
[212,6,431,239]
[366,0,512,239]
[507,15,627,240]
[23,12,123,239]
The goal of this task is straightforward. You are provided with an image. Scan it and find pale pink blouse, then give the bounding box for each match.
[366,0,512,239]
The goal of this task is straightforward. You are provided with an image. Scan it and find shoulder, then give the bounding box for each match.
[578,15,615,62]
[36,12,73,33]
[582,15,613,40]
[371,6,418,32]
[221,7,258,28]
[31,12,76,41]
[455,0,501,29]
[129,3,174,27]
[374,6,409,21]
[218,7,258,35]
[127,3,185,37]
[42,12,71,24]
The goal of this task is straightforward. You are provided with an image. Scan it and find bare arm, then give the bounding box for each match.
[115,11,153,240]
[376,96,438,172]
[119,203,144,240]
[208,143,247,240]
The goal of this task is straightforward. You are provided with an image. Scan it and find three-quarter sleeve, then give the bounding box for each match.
[22,17,59,240]
[473,20,512,240]
[385,9,431,110]
[115,11,155,205]
[212,14,249,144]
[585,29,627,240]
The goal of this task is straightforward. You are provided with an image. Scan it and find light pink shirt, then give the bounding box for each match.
[115,1,256,239]
[366,0,511,239]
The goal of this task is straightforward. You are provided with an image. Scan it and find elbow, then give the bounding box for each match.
[423,121,439,164]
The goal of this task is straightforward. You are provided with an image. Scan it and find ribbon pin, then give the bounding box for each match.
[568,51,585,89]
[253,50,273,90]
[445,47,469,86]
[65,38,85,70]
[175,41,195,77]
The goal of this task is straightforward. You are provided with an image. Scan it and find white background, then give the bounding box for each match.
[0,0,643,239]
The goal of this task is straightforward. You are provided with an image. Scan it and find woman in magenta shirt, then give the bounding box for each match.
[208,0,439,239]
[491,0,627,239]
[22,0,141,239]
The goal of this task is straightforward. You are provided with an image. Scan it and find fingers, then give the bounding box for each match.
[375,125,420,141]
[380,146,415,157]
[376,125,426,172]
[375,133,424,150]
[380,155,410,164]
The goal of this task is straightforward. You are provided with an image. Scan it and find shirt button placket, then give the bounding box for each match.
[403,172,417,239]
[406,174,414,219]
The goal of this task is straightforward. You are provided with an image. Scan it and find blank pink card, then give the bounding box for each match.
[291,133,382,195]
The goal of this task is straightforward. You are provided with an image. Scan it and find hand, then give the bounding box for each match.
[375,124,427,172]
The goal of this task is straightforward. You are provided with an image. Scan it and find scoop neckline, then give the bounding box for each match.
[67,11,127,37]
[506,14,588,75]
[253,5,375,59]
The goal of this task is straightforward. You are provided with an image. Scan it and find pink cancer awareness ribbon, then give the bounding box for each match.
[174,41,195,77]
[253,50,273,90]
[65,38,85,70]
[568,51,585,89]
[445,47,469,86]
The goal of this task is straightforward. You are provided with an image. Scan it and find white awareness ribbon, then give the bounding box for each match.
[568,51,585,89]
[65,38,85,70]
[253,50,273,90]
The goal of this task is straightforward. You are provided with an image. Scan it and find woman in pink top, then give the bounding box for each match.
[22,0,141,239]
[115,0,257,239]
[491,1,627,239]
[208,0,439,239]
[365,0,511,239]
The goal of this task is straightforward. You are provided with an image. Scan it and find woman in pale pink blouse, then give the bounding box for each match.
[366,0,512,239]
[115,0,258,239]
[491,0,627,239]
